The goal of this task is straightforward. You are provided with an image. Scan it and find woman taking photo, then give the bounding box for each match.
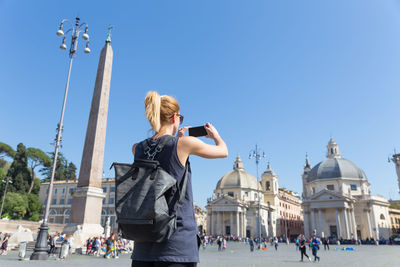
[131,91,228,267]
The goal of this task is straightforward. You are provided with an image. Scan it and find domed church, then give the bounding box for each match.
[205,156,273,238]
[301,139,391,240]
[206,155,304,239]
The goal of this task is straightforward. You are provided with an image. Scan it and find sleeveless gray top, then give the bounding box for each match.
[131,135,199,263]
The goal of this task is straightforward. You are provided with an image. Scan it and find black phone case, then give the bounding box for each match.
[189,126,207,137]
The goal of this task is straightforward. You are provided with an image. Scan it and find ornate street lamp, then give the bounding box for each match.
[30,16,90,261]
[249,145,266,249]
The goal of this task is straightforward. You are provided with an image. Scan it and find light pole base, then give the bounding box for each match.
[30,223,49,260]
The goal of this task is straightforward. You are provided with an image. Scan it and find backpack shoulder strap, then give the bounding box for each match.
[142,135,174,160]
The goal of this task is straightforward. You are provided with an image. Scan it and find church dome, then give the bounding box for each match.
[216,155,259,190]
[307,139,367,182]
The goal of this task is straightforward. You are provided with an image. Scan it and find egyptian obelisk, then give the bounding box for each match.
[64,30,113,246]
[392,153,400,193]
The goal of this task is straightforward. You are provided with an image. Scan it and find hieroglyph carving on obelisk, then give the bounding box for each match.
[64,32,113,246]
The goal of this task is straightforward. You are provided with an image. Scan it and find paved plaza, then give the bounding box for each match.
[1,243,400,267]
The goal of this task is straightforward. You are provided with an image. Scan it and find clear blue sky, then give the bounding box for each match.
[1,0,400,208]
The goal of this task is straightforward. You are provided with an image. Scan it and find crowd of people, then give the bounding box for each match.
[47,232,133,259]
[199,234,323,262]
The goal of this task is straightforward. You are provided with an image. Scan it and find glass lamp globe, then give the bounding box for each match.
[57,29,64,37]
[82,32,89,41]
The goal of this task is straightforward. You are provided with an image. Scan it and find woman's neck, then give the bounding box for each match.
[153,125,175,139]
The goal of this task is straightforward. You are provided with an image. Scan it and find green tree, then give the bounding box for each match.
[26,193,41,221]
[6,143,30,194]
[27,148,51,193]
[66,162,77,181]
[3,192,28,220]
[40,152,69,181]
[0,142,16,159]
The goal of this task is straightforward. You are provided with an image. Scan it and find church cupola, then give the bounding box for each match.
[234,155,244,171]
[327,138,341,159]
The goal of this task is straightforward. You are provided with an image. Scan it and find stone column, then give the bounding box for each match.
[311,209,316,235]
[222,211,225,235]
[210,211,214,235]
[303,211,310,238]
[351,208,358,240]
[243,211,247,237]
[346,209,353,237]
[230,212,233,235]
[318,209,323,236]
[366,209,372,238]
[217,212,221,235]
[343,208,350,239]
[335,208,342,239]
[266,210,269,237]
[236,211,240,236]
[370,209,379,240]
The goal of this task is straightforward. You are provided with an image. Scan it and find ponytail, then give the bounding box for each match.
[145,91,161,132]
[144,91,180,132]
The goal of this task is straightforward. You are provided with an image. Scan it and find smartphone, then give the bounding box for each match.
[188,126,207,137]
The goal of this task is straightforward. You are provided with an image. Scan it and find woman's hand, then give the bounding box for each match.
[204,123,220,140]
[177,126,191,137]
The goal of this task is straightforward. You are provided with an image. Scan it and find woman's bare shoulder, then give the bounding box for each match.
[132,143,138,155]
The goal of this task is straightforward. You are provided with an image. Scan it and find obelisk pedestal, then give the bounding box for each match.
[64,34,113,247]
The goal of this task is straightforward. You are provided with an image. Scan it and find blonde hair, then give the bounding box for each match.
[144,91,180,132]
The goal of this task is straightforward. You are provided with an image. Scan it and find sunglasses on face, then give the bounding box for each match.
[171,114,184,125]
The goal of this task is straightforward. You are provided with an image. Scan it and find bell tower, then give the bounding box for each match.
[327,138,341,158]
[262,163,279,204]
[302,154,312,199]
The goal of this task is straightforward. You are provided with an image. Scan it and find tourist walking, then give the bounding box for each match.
[274,237,279,251]
[105,233,117,259]
[0,233,8,256]
[249,237,255,252]
[323,237,330,250]
[49,235,56,256]
[299,235,311,262]
[311,235,320,262]
[130,91,228,267]
[217,236,222,251]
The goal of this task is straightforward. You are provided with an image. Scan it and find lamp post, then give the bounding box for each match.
[30,16,90,261]
[0,176,12,219]
[249,145,266,249]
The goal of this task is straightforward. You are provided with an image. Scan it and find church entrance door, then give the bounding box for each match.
[246,229,251,238]
[330,225,337,238]
[225,226,231,235]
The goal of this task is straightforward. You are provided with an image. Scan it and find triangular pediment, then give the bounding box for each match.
[310,189,346,201]
[209,195,240,206]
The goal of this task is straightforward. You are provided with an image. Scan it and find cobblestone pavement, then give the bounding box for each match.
[1,243,400,267]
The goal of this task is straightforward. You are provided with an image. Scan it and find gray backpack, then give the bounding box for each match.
[111,136,188,243]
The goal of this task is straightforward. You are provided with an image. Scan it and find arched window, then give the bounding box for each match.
[266,181,270,191]
[380,214,385,220]
[64,209,70,215]
[102,209,106,216]
[49,209,57,215]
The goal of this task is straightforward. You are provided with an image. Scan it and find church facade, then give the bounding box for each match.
[206,156,303,238]
[301,139,391,240]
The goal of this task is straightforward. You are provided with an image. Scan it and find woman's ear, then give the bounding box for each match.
[172,116,175,123]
